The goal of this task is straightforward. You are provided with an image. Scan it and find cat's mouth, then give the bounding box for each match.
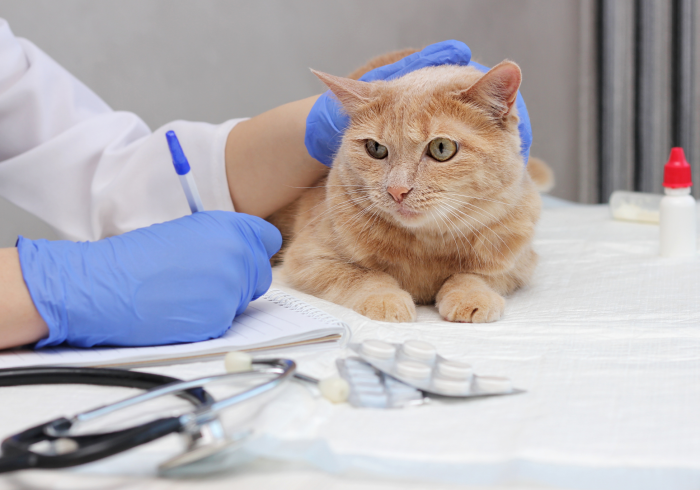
[394,203,421,220]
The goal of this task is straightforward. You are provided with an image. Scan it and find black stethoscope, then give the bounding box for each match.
[0,359,296,474]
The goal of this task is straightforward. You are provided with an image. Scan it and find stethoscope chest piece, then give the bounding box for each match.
[158,428,252,477]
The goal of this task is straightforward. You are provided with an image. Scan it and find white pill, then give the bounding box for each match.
[437,360,473,379]
[361,340,396,359]
[475,376,512,394]
[401,340,437,362]
[396,360,431,379]
[224,351,253,373]
[318,377,350,403]
[433,376,471,395]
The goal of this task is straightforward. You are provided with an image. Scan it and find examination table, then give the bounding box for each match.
[1,196,699,490]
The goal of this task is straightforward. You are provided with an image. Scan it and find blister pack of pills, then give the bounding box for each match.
[336,357,426,408]
[349,339,522,398]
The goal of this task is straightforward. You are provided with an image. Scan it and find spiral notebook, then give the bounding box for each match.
[0,289,351,369]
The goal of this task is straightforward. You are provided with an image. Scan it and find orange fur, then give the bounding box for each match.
[526,156,555,192]
[269,55,542,323]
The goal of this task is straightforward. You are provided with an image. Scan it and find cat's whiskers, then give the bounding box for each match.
[440,200,515,262]
[297,187,373,216]
[332,201,379,242]
[327,203,383,255]
[443,194,517,236]
[287,184,375,189]
[444,193,518,207]
[432,206,466,270]
[358,205,387,238]
[425,208,450,253]
[440,204,498,266]
[436,202,487,249]
[434,203,487,269]
[443,196,518,241]
[324,191,384,247]
[350,206,382,244]
[475,167,504,183]
[294,194,371,235]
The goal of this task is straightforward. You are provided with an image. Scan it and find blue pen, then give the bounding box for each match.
[166,130,204,213]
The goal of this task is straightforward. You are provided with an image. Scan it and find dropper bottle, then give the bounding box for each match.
[659,147,696,257]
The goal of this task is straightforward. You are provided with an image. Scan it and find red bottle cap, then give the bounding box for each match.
[663,147,692,188]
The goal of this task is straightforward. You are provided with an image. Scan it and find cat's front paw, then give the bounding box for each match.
[437,289,505,323]
[353,289,416,322]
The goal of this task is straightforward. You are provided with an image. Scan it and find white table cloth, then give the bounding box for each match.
[2,198,699,490]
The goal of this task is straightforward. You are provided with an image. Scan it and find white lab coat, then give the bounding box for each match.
[0,19,241,242]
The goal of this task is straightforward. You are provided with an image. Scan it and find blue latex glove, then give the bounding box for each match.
[305,40,532,165]
[17,211,282,348]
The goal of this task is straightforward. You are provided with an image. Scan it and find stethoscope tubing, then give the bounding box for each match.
[0,359,296,472]
[69,359,293,430]
[0,366,213,405]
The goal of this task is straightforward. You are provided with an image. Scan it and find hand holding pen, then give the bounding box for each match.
[14,134,281,348]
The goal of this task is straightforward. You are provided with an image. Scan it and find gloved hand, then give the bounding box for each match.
[17,211,282,348]
[305,40,532,166]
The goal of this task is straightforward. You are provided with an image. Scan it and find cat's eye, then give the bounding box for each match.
[428,138,458,162]
[365,139,388,159]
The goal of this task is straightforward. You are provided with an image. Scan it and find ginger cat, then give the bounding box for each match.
[269,52,543,323]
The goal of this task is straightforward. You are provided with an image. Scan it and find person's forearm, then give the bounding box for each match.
[225,95,328,218]
[0,248,48,349]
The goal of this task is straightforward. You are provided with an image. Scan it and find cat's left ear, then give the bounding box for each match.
[311,69,372,113]
[456,61,521,118]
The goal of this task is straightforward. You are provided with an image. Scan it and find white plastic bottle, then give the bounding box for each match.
[659,147,697,257]
[609,190,662,223]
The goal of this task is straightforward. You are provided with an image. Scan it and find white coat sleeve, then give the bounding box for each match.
[0,19,241,242]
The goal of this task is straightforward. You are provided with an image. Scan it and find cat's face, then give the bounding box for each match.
[316,62,525,231]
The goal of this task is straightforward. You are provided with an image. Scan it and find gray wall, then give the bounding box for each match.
[0,0,582,246]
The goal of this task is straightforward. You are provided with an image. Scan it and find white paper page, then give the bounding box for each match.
[0,291,349,369]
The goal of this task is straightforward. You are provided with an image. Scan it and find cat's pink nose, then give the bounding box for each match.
[387,186,412,203]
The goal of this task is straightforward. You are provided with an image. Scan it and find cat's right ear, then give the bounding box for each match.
[311,69,372,113]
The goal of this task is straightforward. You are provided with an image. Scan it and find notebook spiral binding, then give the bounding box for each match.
[262,289,351,347]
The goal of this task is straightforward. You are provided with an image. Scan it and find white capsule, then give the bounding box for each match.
[475,376,512,394]
[433,375,471,395]
[401,340,437,362]
[224,351,253,373]
[361,340,396,359]
[396,360,431,379]
[318,377,350,403]
[437,360,473,379]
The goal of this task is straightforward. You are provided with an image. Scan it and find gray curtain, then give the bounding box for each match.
[593,0,698,203]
